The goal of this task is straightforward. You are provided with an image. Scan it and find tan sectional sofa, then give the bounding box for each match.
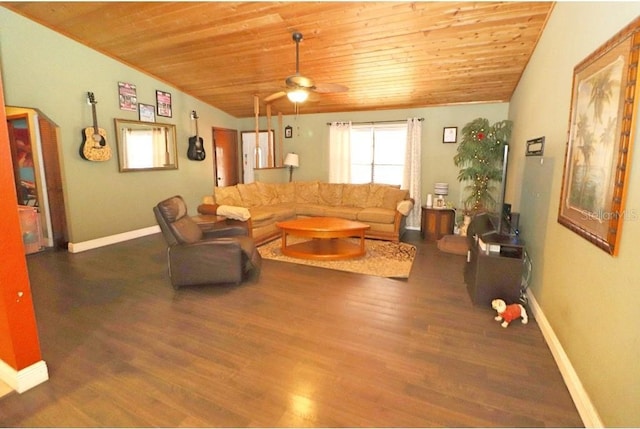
[198,181,414,246]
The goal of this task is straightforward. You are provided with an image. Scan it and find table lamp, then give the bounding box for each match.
[434,182,448,208]
[284,152,299,182]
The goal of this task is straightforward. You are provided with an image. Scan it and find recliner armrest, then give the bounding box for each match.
[202,225,248,239]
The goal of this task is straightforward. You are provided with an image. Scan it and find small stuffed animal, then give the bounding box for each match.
[491,299,528,328]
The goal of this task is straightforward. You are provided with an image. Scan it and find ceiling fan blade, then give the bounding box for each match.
[264,91,286,103]
[313,82,349,93]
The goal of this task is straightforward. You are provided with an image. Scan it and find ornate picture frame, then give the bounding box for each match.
[558,17,640,255]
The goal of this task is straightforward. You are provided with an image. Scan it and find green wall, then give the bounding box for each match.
[0,8,237,243]
[509,3,640,426]
[243,103,509,212]
[1,6,510,244]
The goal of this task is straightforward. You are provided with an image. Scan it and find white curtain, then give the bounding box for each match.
[403,118,422,228]
[328,121,352,183]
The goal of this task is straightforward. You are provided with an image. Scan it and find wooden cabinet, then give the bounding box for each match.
[464,214,525,307]
[420,207,455,242]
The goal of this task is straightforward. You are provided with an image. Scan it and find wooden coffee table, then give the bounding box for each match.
[276,217,370,261]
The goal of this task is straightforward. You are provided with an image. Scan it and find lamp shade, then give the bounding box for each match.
[284,153,299,167]
[287,89,309,103]
[434,182,449,196]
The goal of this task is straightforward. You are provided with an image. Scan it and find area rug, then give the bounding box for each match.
[257,237,416,278]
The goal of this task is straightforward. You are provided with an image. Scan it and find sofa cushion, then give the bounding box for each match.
[272,182,296,203]
[325,206,360,220]
[270,204,296,221]
[256,182,281,205]
[295,204,327,217]
[295,181,319,204]
[342,183,371,207]
[381,188,409,210]
[248,207,276,228]
[356,207,397,224]
[366,184,389,208]
[318,183,343,206]
[237,183,263,207]
[248,206,276,221]
[214,186,242,206]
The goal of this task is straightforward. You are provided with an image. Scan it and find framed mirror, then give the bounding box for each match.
[114,119,178,172]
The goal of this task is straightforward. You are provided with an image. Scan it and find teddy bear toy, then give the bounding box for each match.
[491,299,528,328]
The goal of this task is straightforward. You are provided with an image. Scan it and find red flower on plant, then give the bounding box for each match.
[477,132,485,140]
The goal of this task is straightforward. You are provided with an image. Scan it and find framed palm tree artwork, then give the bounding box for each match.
[558,17,640,256]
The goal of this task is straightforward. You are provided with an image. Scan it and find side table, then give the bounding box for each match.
[421,206,456,242]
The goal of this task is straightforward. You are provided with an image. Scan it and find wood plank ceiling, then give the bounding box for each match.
[2,2,554,118]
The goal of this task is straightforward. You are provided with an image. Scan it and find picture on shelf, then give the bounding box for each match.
[138,103,155,122]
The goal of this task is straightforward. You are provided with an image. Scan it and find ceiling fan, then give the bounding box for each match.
[264,32,348,104]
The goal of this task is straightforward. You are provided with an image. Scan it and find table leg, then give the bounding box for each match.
[280,230,288,252]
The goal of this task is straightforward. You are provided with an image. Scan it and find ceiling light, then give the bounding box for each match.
[287,89,308,103]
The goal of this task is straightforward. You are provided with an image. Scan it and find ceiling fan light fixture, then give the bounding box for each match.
[287,88,308,103]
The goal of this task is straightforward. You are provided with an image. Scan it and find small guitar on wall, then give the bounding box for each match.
[187,110,206,161]
[80,92,111,162]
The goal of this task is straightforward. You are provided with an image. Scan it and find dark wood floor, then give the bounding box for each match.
[0,231,583,427]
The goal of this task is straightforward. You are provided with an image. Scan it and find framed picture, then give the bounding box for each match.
[118,82,137,111]
[138,103,155,122]
[443,126,457,143]
[558,17,640,256]
[156,90,172,118]
[284,125,293,139]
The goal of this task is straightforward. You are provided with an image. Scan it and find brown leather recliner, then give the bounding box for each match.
[153,195,262,288]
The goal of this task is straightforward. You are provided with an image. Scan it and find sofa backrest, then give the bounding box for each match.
[211,181,409,210]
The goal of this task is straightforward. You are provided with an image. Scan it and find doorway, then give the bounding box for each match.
[6,107,68,249]
[212,127,239,187]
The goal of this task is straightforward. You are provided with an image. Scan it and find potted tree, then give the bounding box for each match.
[454,117,513,215]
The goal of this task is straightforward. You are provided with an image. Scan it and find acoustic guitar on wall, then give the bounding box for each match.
[187,110,206,161]
[80,92,111,162]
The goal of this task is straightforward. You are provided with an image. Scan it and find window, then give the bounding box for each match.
[350,124,407,186]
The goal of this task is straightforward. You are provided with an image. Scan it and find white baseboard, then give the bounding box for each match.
[0,359,49,393]
[68,225,160,253]
[527,291,603,428]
